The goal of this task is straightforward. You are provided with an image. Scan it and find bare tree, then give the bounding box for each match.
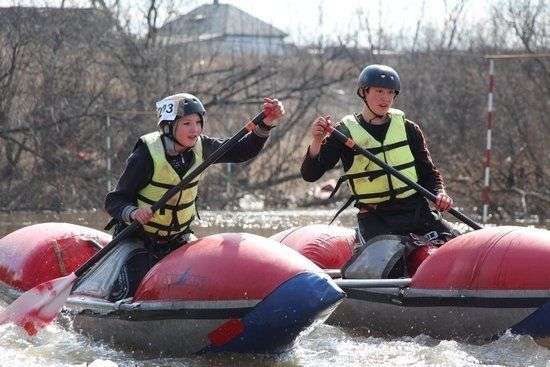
[0,0,548,222]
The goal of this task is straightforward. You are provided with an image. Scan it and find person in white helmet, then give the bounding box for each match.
[301,64,453,243]
[98,94,284,301]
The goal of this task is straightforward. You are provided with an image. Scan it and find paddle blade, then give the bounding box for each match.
[0,273,77,335]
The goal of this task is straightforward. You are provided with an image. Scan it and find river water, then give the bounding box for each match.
[1,209,550,367]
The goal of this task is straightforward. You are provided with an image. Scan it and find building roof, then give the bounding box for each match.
[160,2,287,42]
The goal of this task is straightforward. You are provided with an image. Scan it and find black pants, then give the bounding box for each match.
[108,247,151,302]
[357,195,453,242]
[109,234,189,302]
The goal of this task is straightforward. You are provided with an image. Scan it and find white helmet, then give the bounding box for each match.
[156,93,206,136]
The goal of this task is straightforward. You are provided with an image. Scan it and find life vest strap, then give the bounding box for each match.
[329,186,415,224]
[329,197,355,224]
[330,160,416,202]
[351,139,409,156]
[328,176,348,199]
[353,186,412,200]
[340,160,415,183]
[145,215,195,235]
[149,180,199,190]
[137,193,195,211]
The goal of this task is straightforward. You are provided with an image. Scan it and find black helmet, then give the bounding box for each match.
[358,64,400,95]
[156,93,206,135]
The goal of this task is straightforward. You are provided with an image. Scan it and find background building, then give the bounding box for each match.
[158,0,289,56]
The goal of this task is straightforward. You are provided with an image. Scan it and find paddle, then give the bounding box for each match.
[334,278,411,288]
[333,278,412,302]
[324,124,482,230]
[0,112,265,336]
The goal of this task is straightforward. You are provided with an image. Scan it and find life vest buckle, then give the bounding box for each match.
[423,231,439,241]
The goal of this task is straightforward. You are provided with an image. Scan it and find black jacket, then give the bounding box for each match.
[301,113,445,197]
[105,132,268,220]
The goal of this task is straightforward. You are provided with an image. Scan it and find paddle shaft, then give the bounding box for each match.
[75,112,265,277]
[334,278,411,288]
[326,126,482,230]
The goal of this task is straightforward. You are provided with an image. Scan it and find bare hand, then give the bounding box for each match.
[131,206,153,224]
[435,192,453,212]
[262,97,285,125]
[311,115,332,142]
[308,115,332,157]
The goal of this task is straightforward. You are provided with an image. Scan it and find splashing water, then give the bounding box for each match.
[1,209,550,366]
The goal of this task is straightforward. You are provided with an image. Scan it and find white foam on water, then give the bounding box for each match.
[3,293,550,366]
[0,313,129,367]
[291,325,550,367]
[2,211,550,366]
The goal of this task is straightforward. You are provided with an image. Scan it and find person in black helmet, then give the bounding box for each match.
[95,94,284,301]
[301,64,454,243]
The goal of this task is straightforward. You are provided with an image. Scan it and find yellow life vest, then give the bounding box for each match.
[136,132,203,239]
[340,109,418,204]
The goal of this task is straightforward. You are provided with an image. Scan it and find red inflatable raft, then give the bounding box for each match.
[272,224,550,345]
[0,223,344,355]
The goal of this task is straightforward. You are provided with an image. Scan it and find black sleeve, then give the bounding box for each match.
[201,132,268,163]
[300,125,353,182]
[104,141,154,219]
[406,120,445,194]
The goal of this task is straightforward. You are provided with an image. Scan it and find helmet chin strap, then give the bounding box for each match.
[365,101,385,120]
[361,97,385,121]
[162,135,179,156]
[161,120,189,156]
[357,87,388,121]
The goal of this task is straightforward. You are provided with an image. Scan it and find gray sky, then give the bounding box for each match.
[0,0,493,45]
[217,0,491,44]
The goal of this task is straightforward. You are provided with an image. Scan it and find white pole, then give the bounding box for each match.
[106,115,112,192]
[480,54,550,223]
[482,59,495,223]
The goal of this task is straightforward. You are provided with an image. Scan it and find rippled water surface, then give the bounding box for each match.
[1,209,549,367]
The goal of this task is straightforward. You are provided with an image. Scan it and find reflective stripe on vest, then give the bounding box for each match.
[137,132,204,238]
[341,109,418,204]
